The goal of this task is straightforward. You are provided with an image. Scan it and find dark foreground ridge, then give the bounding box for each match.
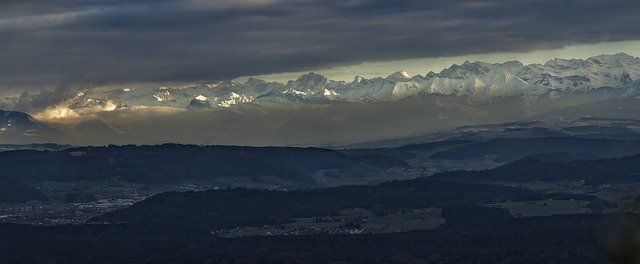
[0,214,612,263]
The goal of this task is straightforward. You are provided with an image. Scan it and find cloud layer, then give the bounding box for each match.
[1,0,640,91]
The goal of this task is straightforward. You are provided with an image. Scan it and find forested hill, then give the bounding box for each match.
[430,153,640,184]
[0,144,407,187]
[429,137,640,162]
[92,179,606,231]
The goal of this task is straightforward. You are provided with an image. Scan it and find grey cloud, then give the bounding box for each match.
[14,78,105,112]
[1,0,640,91]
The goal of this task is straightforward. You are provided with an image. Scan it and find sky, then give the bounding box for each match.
[1,0,640,94]
[242,40,640,82]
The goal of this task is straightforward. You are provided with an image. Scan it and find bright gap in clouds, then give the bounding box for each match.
[237,40,640,83]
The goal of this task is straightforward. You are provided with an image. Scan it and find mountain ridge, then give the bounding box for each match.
[2,53,639,112]
[1,53,640,146]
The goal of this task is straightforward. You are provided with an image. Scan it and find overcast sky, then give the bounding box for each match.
[2,0,640,93]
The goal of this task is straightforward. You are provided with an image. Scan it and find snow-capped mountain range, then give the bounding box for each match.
[2,52,640,146]
[2,53,640,112]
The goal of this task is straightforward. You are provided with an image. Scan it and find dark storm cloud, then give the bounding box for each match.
[1,0,640,90]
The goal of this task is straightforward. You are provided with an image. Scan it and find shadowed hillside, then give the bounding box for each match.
[0,144,407,188]
[0,176,48,203]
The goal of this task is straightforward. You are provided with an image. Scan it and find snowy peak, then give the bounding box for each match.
[544,53,639,69]
[204,80,240,90]
[440,62,485,78]
[502,60,525,68]
[244,77,267,86]
[5,53,640,112]
[291,72,328,86]
[387,70,411,80]
[353,75,366,83]
[588,52,638,64]
[218,92,253,108]
[280,72,332,97]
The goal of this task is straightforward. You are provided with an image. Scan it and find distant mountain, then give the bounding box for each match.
[0,110,69,144]
[2,53,638,112]
[0,176,48,203]
[348,115,640,149]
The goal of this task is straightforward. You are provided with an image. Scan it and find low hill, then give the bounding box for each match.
[0,144,407,187]
[91,179,602,231]
[430,153,640,184]
[341,140,474,160]
[430,137,640,162]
